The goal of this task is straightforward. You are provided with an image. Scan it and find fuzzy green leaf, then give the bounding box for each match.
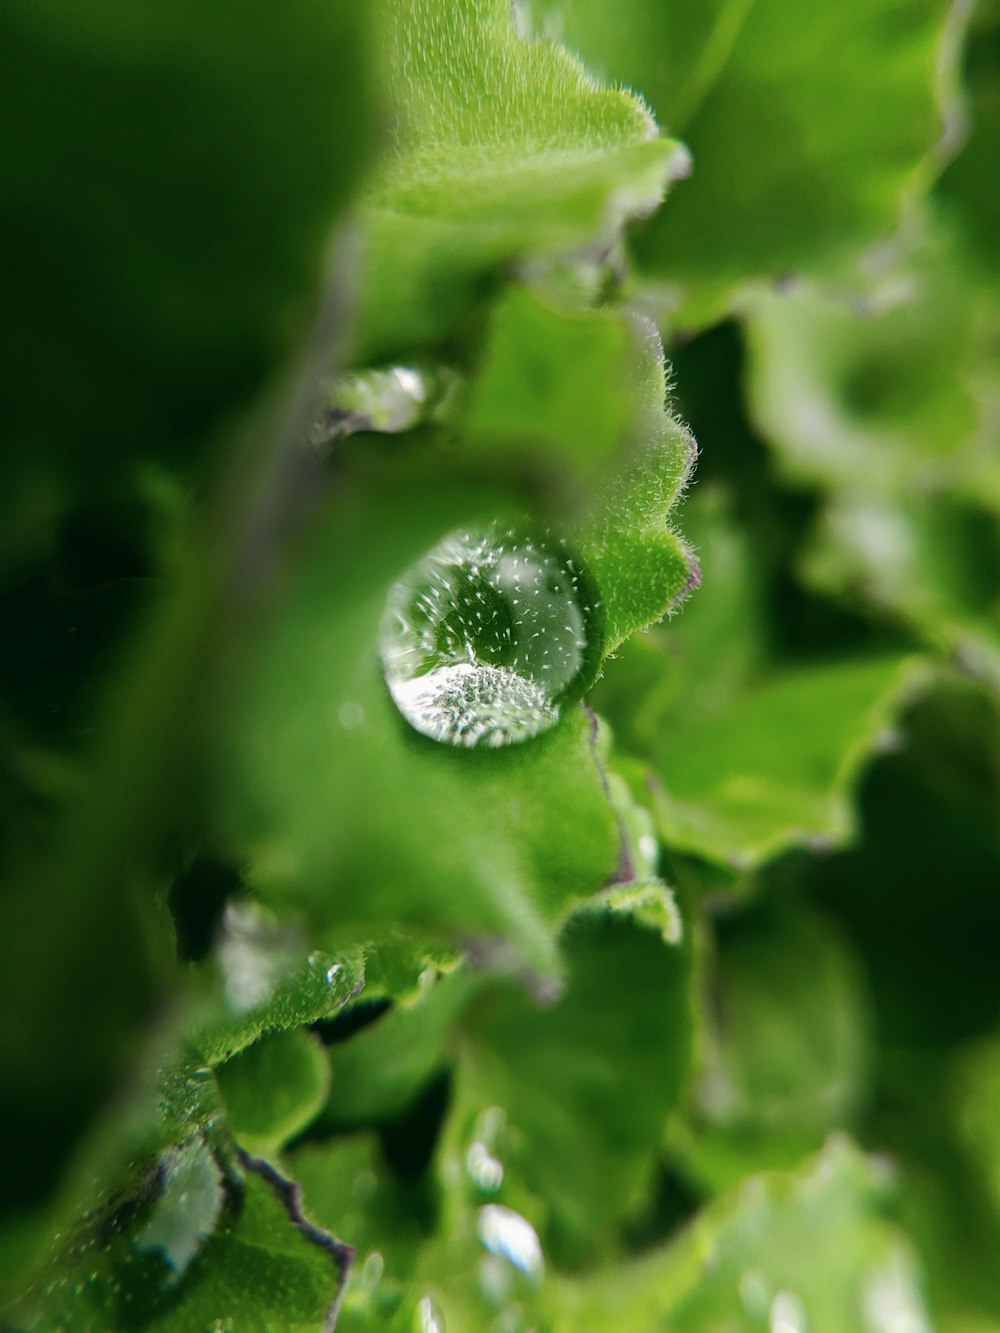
[17,1153,352,1332]
[549,1138,934,1332]
[577,320,698,651]
[650,652,919,868]
[316,964,481,1131]
[458,895,692,1262]
[355,0,685,360]
[594,493,917,867]
[216,1030,331,1154]
[625,0,952,326]
[191,927,365,1068]
[462,286,637,480]
[682,906,872,1191]
[742,243,1000,684]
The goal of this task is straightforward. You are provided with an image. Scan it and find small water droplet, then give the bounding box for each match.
[466,1140,504,1193]
[862,1248,933,1333]
[637,833,658,867]
[380,525,602,748]
[477,1205,544,1279]
[415,1294,445,1333]
[361,1251,384,1289]
[337,701,366,730]
[770,1289,808,1333]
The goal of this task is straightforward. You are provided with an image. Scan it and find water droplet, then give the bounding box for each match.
[134,1137,223,1281]
[361,1251,384,1289]
[415,1294,445,1333]
[770,1289,808,1333]
[862,1248,933,1333]
[380,525,602,748]
[337,701,366,730]
[637,832,659,868]
[477,1205,544,1279]
[466,1140,504,1193]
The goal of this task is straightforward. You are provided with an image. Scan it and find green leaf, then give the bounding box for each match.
[954,1037,1000,1220]
[802,490,1000,686]
[458,894,693,1262]
[315,962,480,1131]
[462,286,637,481]
[190,909,365,1067]
[617,0,955,326]
[290,895,692,1322]
[549,1138,933,1332]
[288,1133,432,1302]
[938,0,1000,285]
[741,238,1000,683]
[577,320,698,651]
[456,285,698,648]
[682,905,871,1190]
[24,1152,353,1333]
[216,1030,331,1155]
[741,249,991,497]
[593,491,918,868]
[0,0,374,1289]
[355,0,686,360]
[0,0,373,533]
[651,651,919,868]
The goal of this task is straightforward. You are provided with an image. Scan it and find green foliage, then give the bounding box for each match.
[26,1151,353,1332]
[3,0,1000,1330]
[528,0,961,326]
[355,0,686,360]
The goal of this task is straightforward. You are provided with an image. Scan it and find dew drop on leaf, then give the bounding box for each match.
[477,1204,544,1279]
[415,1293,445,1333]
[379,524,603,748]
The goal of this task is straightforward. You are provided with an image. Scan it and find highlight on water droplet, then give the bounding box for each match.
[476,1204,544,1279]
[379,524,603,748]
[466,1139,504,1194]
[770,1289,809,1333]
[415,1294,445,1333]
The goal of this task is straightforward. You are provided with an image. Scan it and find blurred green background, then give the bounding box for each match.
[1,0,999,1329]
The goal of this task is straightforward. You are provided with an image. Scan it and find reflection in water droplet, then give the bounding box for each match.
[477,1205,544,1279]
[466,1140,504,1193]
[416,1294,445,1333]
[770,1289,808,1333]
[380,525,602,748]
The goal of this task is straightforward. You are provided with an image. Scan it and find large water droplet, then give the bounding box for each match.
[380,525,602,748]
